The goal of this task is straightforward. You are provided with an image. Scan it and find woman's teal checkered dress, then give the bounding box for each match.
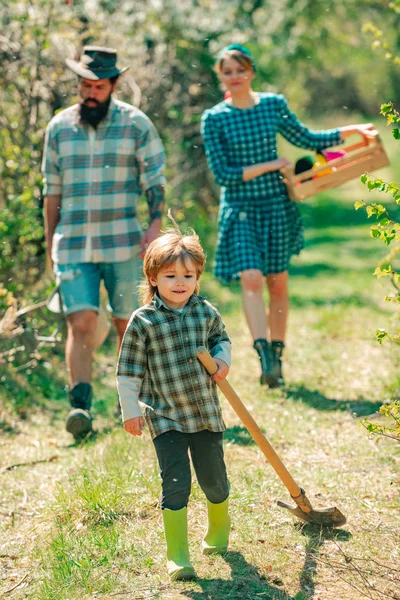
[201,93,342,280]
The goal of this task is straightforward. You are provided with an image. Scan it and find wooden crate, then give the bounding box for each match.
[282,132,390,202]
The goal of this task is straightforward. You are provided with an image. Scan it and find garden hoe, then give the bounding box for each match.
[196,347,347,528]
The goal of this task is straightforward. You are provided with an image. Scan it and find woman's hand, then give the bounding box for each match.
[123,416,145,436]
[340,123,378,144]
[212,358,230,382]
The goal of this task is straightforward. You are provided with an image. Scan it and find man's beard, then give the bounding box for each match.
[79,95,111,129]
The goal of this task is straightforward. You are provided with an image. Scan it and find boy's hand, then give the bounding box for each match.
[212,358,229,382]
[123,416,145,436]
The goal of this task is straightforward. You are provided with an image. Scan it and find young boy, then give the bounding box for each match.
[116,221,232,581]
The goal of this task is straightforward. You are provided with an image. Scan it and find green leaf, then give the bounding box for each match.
[381,102,393,115]
[376,329,388,344]
[387,183,399,196]
[354,201,365,210]
[374,265,392,278]
[366,203,386,218]
[367,179,385,191]
[377,204,386,215]
[383,231,396,244]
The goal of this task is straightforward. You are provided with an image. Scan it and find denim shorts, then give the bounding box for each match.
[55,254,142,320]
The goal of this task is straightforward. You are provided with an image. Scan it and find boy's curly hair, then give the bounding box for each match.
[141,212,206,304]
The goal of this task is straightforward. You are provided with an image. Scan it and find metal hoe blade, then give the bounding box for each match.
[277,500,347,527]
[277,488,347,527]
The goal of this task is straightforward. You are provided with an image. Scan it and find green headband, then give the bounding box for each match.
[216,44,256,71]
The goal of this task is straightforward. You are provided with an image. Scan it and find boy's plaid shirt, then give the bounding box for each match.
[42,98,166,265]
[117,294,231,439]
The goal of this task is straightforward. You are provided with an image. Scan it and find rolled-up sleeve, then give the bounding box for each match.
[135,115,166,192]
[201,111,243,187]
[277,95,342,151]
[42,123,62,196]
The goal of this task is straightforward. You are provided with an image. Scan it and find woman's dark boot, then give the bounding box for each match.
[253,339,279,388]
[270,341,285,387]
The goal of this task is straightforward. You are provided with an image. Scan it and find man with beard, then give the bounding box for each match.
[42,46,166,440]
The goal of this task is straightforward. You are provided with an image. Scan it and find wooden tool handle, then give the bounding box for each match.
[196,347,302,498]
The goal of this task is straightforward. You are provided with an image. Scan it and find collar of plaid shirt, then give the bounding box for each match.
[151,292,201,313]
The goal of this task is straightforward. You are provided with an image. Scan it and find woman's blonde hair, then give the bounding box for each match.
[215,49,254,75]
[141,214,206,304]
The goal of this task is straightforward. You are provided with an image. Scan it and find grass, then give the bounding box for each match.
[1,127,400,599]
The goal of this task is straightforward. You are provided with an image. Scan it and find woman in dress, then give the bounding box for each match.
[201,44,373,387]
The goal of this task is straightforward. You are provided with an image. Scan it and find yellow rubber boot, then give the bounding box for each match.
[202,497,231,555]
[162,507,195,581]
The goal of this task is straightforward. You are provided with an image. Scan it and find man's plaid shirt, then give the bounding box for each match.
[116,294,232,439]
[42,98,166,265]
